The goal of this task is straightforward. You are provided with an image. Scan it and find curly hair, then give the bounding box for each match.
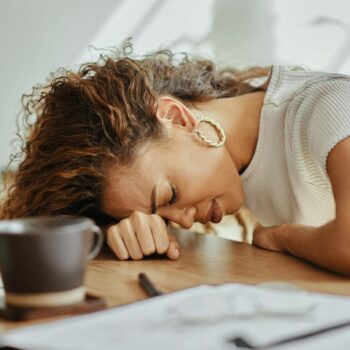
[0,40,271,226]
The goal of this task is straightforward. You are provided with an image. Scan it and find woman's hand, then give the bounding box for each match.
[102,211,180,261]
[252,224,285,252]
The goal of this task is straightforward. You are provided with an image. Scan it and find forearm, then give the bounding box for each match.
[277,220,350,275]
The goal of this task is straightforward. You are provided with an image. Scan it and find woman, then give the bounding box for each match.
[1,41,350,275]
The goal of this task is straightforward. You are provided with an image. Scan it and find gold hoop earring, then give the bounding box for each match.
[193,116,226,147]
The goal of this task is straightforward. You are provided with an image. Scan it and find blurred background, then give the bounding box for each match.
[1,0,350,239]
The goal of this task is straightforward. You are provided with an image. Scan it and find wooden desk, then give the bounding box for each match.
[1,229,350,331]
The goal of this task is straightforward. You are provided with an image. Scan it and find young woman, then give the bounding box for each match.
[2,41,350,275]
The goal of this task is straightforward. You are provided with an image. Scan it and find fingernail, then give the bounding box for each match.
[173,249,179,259]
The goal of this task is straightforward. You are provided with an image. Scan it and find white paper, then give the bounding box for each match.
[2,283,350,350]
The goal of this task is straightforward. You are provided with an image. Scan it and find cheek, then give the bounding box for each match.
[171,138,242,206]
[178,152,230,200]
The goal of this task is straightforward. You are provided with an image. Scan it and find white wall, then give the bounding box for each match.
[0,0,122,169]
[274,0,350,72]
[1,0,350,170]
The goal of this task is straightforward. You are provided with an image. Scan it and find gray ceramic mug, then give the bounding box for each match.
[0,215,103,308]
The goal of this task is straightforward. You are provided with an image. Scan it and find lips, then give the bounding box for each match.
[199,199,223,225]
[210,199,223,223]
[204,201,214,224]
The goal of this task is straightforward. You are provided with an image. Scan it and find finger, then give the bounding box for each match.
[106,226,129,261]
[120,221,144,260]
[167,235,181,260]
[169,234,180,245]
[133,216,156,256]
[253,224,264,235]
[150,215,170,255]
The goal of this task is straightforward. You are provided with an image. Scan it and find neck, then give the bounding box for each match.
[190,91,266,173]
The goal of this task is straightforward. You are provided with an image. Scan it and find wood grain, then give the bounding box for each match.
[1,228,350,331]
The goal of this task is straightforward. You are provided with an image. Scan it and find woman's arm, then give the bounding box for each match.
[253,137,350,276]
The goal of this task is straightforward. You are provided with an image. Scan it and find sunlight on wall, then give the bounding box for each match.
[2,0,350,174]
[274,0,350,73]
[78,0,215,64]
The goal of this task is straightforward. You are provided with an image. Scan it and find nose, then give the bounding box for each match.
[157,205,196,230]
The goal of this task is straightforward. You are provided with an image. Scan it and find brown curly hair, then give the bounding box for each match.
[0,40,271,226]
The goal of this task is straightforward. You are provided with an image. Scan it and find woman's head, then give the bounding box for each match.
[102,92,256,229]
[0,40,269,227]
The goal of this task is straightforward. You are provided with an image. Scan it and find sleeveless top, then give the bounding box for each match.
[240,65,350,226]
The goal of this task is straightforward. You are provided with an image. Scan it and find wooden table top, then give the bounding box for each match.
[1,228,350,331]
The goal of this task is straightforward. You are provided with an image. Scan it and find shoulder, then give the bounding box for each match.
[264,65,342,106]
[285,74,350,133]
[286,76,350,179]
[295,76,350,131]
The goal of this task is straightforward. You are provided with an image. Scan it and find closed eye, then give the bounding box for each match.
[168,184,177,206]
[162,184,176,226]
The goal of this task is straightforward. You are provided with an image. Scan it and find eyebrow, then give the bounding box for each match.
[151,185,157,214]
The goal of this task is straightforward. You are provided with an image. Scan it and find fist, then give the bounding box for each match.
[252,224,284,252]
[103,211,181,261]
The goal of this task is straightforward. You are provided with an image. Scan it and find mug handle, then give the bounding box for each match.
[86,224,104,262]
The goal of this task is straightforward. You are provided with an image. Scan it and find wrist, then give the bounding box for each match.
[273,223,289,252]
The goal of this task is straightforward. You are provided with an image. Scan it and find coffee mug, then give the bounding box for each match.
[0,215,103,308]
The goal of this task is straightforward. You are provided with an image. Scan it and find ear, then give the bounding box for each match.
[155,96,198,132]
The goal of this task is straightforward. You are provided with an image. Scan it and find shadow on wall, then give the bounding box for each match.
[209,0,276,67]
[170,0,277,67]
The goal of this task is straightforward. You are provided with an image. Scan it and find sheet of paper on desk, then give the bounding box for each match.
[2,283,350,350]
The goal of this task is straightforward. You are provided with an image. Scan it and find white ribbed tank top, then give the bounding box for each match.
[240,65,350,226]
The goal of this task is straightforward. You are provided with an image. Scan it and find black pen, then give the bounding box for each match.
[138,272,164,297]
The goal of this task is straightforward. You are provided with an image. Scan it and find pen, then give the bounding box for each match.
[138,272,164,297]
[229,318,350,349]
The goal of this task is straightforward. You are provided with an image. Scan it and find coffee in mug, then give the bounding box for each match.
[0,215,103,308]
